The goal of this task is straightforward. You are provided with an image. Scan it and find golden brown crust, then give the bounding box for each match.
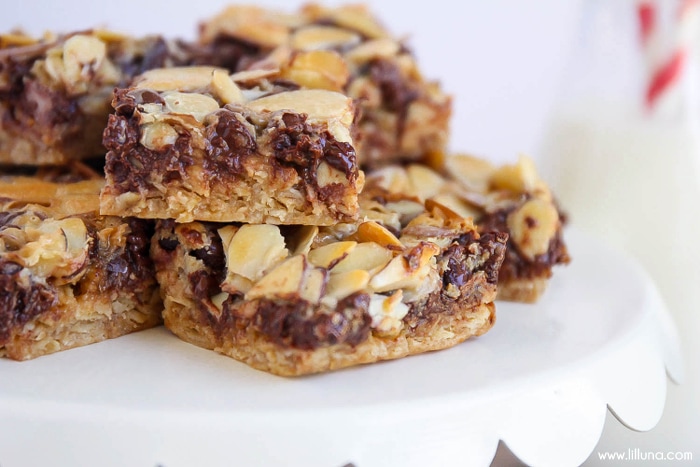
[163,299,494,376]
[494,278,548,304]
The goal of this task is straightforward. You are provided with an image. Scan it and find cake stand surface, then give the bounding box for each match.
[0,229,681,467]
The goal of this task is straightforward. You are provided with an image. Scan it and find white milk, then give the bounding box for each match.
[539,101,700,458]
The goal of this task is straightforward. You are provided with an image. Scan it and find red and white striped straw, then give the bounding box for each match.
[637,0,700,110]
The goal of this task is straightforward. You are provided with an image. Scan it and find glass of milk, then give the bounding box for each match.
[539,0,700,459]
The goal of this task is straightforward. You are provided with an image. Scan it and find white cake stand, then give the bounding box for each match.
[0,229,681,467]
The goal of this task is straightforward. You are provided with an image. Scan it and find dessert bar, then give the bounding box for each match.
[151,183,506,375]
[367,156,570,302]
[0,177,161,360]
[199,4,451,168]
[100,66,363,225]
[0,30,239,165]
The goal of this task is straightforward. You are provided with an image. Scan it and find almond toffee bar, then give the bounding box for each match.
[198,4,452,168]
[100,66,363,225]
[366,155,570,303]
[0,177,161,360]
[0,30,242,166]
[151,183,507,376]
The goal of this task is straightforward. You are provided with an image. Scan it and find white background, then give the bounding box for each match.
[2,1,695,466]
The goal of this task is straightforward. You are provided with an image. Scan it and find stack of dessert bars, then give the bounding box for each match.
[0,4,568,375]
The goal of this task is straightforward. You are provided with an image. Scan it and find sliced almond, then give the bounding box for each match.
[384,200,426,223]
[281,50,350,92]
[345,38,400,64]
[247,89,354,127]
[61,34,106,86]
[446,153,495,193]
[299,267,327,304]
[246,255,305,300]
[230,68,281,83]
[429,193,481,221]
[200,5,295,47]
[210,292,229,314]
[317,161,349,187]
[354,221,403,249]
[332,241,393,274]
[220,273,253,295]
[223,224,288,282]
[369,242,439,293]
[406,164,445,201]
[291,25,361,51]
[140,122,179,150]
[211,69,244,104]
[134,66,225,92]
[326,269,370,300]
[323,5,388,39]
[367,291,408,334]
[507,198,559,261]
[490,154,540,193]
[308,241,356,269]
[161,91,220,122]
[284,225,317,256]
[366,166,411,194]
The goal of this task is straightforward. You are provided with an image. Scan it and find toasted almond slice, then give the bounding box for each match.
[200,5,296,47]
[326,269,370,300]
[291,25,361,51]
[299,268,327,304]
[490,154,540,193]
[220,273,253,295]
[446,153,495,193]
[161,91,220,122]
[429,194,481,221]
[324,5,388,39]
[211,69,244,104]
[507,198,559,261]
[354,221,403,249]
[230,68,280,83]
[369,242,439,293]
[332,242,393,275]
[366,166,411,193]
[345,38,400,64]
[140,122,179,150]
[317,161,349,187]
[367,291,408,334]
[247,89,354,126]
[287,225,318,256]
[308,241,357,269]
[246,255,305,300]
[210,292,229,313]
[134,66,225,92]
[223,224,288,282]
[406,164,445,201]
[384,200,425,223]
